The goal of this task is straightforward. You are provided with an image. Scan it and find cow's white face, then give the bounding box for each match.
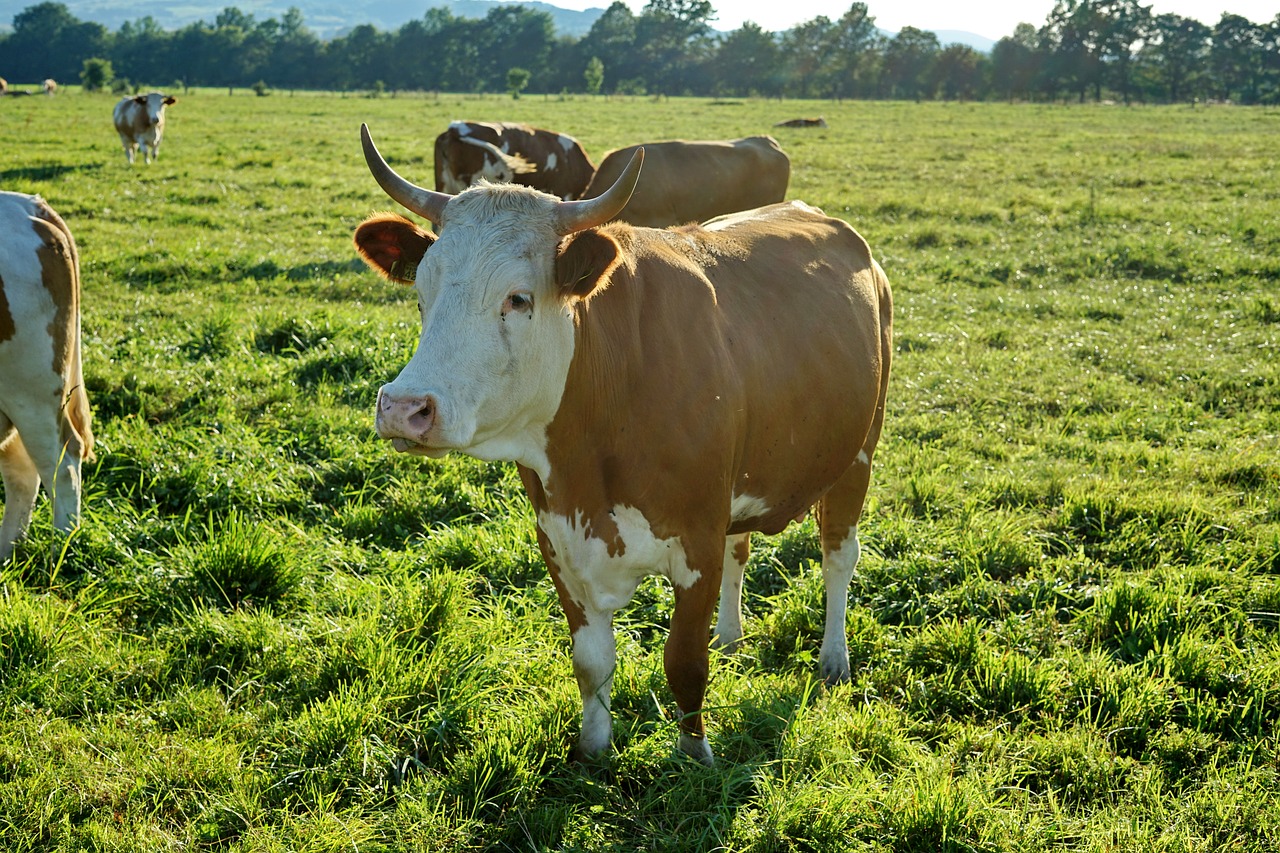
[357,125,640,474]
[375,189,576,472]
[137,93,172,126]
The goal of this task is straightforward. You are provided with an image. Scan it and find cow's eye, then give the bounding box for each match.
[503,292,533,316]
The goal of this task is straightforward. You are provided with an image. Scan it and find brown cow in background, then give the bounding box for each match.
[581,136,791,228]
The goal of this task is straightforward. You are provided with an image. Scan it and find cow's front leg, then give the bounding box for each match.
[571,607,617,759]
[665,570,720,765]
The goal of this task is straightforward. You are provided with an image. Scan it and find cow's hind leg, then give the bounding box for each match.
[816,452,874,684]
[9,408,85,542]
[0,423,41,562]
[713,532,750,650]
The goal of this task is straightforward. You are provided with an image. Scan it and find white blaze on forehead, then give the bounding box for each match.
[539,505,703,613]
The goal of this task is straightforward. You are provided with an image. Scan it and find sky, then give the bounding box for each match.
[557,1,1278,40]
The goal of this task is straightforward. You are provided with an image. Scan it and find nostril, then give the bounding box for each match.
[408,396,436,431]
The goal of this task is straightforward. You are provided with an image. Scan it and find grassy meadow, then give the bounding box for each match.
[1,87,1279,851]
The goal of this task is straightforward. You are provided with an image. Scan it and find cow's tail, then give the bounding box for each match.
[865,259,893,456]
[60,228,95,463]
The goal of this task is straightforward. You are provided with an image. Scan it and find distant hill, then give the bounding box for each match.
[5,0,998,50]
[27,0,609,39]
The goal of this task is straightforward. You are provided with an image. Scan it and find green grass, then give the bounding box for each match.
[1,89,1278,851]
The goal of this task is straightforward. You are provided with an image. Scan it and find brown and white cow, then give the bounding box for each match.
[580,136,790,228]
[354,124,891,764]
[0,192,94,561]
[434,120,596,200]
[774,116,827,128]
[113,92,177,164]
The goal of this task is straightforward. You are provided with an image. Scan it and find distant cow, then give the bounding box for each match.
[0,78,7,96]
[775,116,827,128]
[113,92,177,164]
[42,79,57,96]
[356,126,891,764]
[435,121,596,200]
[581,136,790,228]
[0,192,95,561]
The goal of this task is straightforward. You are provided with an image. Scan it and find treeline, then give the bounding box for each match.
[3,0,1279,104]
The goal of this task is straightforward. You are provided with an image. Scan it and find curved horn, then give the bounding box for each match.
[554,147,644,235]
[361,123,451,224]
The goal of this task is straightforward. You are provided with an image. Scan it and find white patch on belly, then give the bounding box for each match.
[539,505,702,614]
[730,493,772,524]
[545,152,557,171]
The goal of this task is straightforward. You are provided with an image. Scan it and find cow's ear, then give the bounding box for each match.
[164,96,177,105]
[133,95,147,105]
[555,229,622,302]
[354,213,435,284]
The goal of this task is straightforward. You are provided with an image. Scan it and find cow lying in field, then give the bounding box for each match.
[435,120,596,200]
[774,116,827,128]
[113,92,177,164]
[354,125,892,764]
[581,136,791,227]
[0,192,95,561]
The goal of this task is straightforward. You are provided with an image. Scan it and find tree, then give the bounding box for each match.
[991,23,1043,100]
[713,22,781,96]
[883,26,940,100]
[579,2,641,92]
[507,67,531,98]
[7,2,109,82]
[636,0,716,94]
[932,43,986,100]
[80,57,114,91]
[780,16,833,98]
[1210,13,1265,103]
[584,56,604,95]
[475,7,555,93]
[1095,0,1153,104]
[825,4,881,100]
[1143,13,1210,102]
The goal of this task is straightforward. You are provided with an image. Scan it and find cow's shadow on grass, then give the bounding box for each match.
[0,163,103,183]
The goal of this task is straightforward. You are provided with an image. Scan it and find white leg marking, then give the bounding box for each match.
[572,612,616,757]
[714,533,750,649]
[820,526,860,683]
[679,732,714,765]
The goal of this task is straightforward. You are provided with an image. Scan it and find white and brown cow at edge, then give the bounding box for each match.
[0,192,95,562]
[434,120,596,200]
[581,136,791,228]
[113,92,177,164]
[354,124,892,764]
